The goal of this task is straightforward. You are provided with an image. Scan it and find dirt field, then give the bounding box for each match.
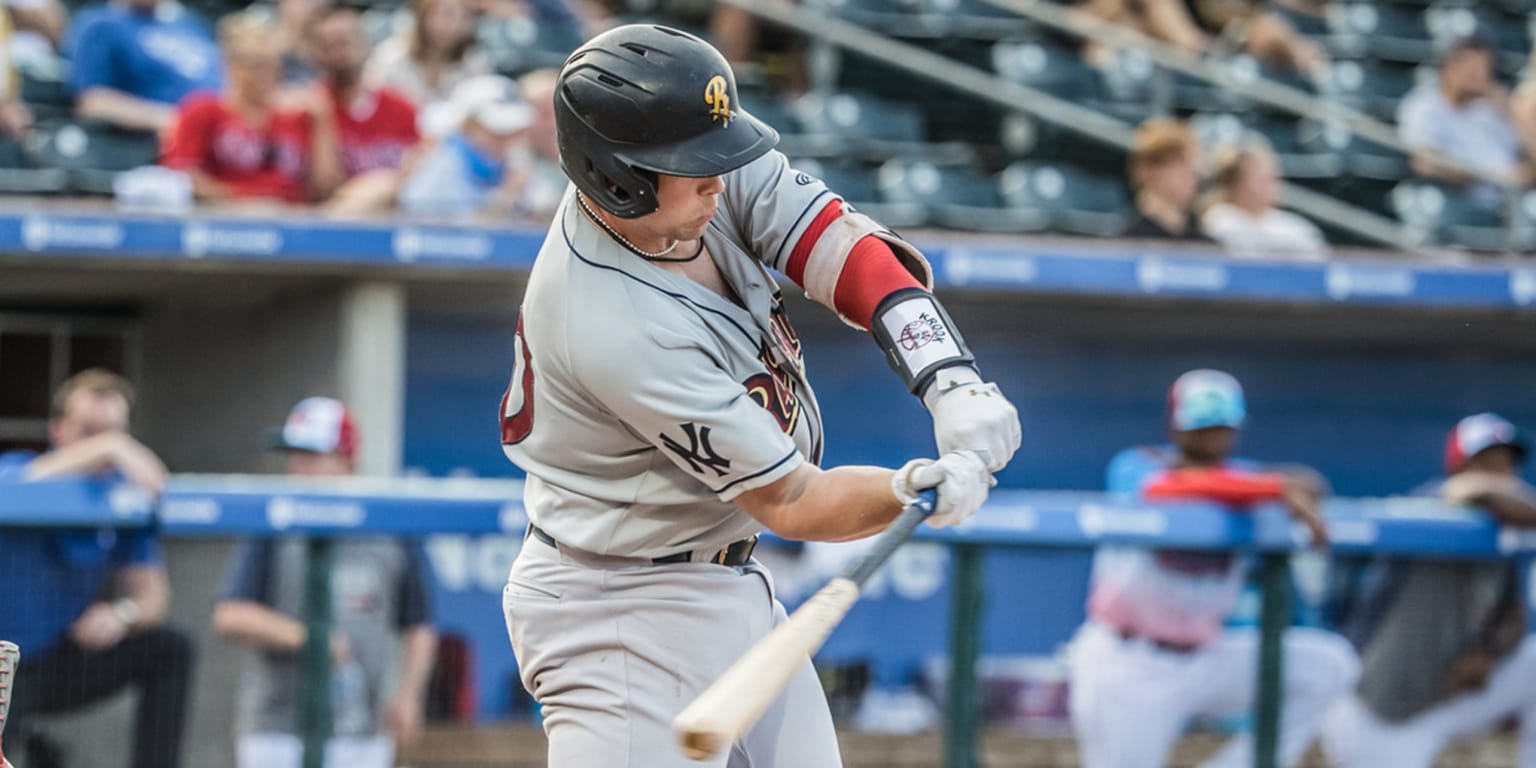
[400,724,1520,767]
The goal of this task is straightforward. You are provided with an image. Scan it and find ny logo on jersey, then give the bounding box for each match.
[661,422,732,477]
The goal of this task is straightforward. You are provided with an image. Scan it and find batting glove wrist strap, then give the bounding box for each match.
[870,288,976,397]
[892,458,938,505]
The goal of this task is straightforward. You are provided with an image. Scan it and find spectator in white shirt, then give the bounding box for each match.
[1398,36,1530,205]
[1201,138,1328,261]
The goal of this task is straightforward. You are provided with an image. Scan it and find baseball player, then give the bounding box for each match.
[498,24,1021,768]
[1067,369,1358,768]
[1322,414,1536,768]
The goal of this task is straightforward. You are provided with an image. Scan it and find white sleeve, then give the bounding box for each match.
[575,321,805,501]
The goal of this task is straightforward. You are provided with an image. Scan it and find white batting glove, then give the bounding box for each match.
[925,368,1021,474]
[892,450,993,528]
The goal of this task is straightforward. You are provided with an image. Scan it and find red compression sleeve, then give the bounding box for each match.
[784,198,925,329]
[833,236,926,329]
[1143,468,1289,507]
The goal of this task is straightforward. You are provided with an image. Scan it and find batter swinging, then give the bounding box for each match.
[498,24,1021,768]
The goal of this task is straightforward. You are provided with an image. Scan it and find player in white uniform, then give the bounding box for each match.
[1067,370,1357,768]
[498,24,1022,768]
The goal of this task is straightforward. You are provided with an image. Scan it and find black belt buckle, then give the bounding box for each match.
[712,535,759,566]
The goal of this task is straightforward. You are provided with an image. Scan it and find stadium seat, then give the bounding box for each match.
[480,17,579,77]
[18,61,73,123]
[1424,4,1530,61]
[792,90,929,157]
[992,38,1101,100]
[1390,179,1512,251]
[1318,58,1426,122]
[1327,2,1433,62]
[791,156,927,229]
[29,122,159,195]
[874,158,1047,232]
[999,162,1127,237]
[1506,189,1536,249]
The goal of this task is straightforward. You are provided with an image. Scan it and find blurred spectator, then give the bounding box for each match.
[7,0,68,68]
[400,74,531,217]
[160,12,328,204]
[362,0,491,109]
[510,67,565,219]
[275,0,324,83]
[0,369,193,768]
[1201,138,1328,260]
[0,10,34,140]
[66,0,223,134]
[1323,414,1536,768]
[302,2,421,210]
[1077,0,1324,75]
[1069,369,1354,768]
[214,397,437,768]
[1124,118,1213,241]
[1399,37,1531,202]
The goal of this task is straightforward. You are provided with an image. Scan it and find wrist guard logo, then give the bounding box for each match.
[898,312,948,351]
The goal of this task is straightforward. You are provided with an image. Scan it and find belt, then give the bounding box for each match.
[1117,627,1201,654]
[527,524,758,567]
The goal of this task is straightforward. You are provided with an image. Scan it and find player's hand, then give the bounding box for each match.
[1281,478,1328,547]
[893,450,992,528]
[385,693,426,746]
[70,602,130,650]
[928,378,1021,474]
[108,434,168,496]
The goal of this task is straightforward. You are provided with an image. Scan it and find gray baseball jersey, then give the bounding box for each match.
[502,150,921,559]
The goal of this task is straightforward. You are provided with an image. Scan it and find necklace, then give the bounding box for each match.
[576,193,705,263]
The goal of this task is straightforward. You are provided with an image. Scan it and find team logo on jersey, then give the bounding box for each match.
[897,312,949,351]
[746,302,803,434]
[662,423,731,477]
[704,75,732,126]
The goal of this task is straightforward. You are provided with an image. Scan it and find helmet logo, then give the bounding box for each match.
[704,75,732,126]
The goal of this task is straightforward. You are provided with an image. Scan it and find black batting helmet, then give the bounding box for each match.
[554,24,780,219]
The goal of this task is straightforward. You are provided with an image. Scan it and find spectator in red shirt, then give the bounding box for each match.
[161,11,334,204]
[299,2,421,212]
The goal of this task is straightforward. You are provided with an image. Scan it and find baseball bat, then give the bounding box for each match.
[1,641,18,768]
[673,488,938,760]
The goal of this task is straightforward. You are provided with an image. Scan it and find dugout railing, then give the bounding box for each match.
[2,475,1530,768]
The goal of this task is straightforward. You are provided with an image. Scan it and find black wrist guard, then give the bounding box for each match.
[869,288,976,396]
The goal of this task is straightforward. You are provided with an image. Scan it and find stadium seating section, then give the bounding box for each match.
[5,0,1536,251]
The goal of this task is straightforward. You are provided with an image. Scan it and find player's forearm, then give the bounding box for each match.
[737,464,902,542]
[396,624,437,701]
[213,601,307,651]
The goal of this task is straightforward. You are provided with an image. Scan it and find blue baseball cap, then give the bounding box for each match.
[1168,369,1246,431]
